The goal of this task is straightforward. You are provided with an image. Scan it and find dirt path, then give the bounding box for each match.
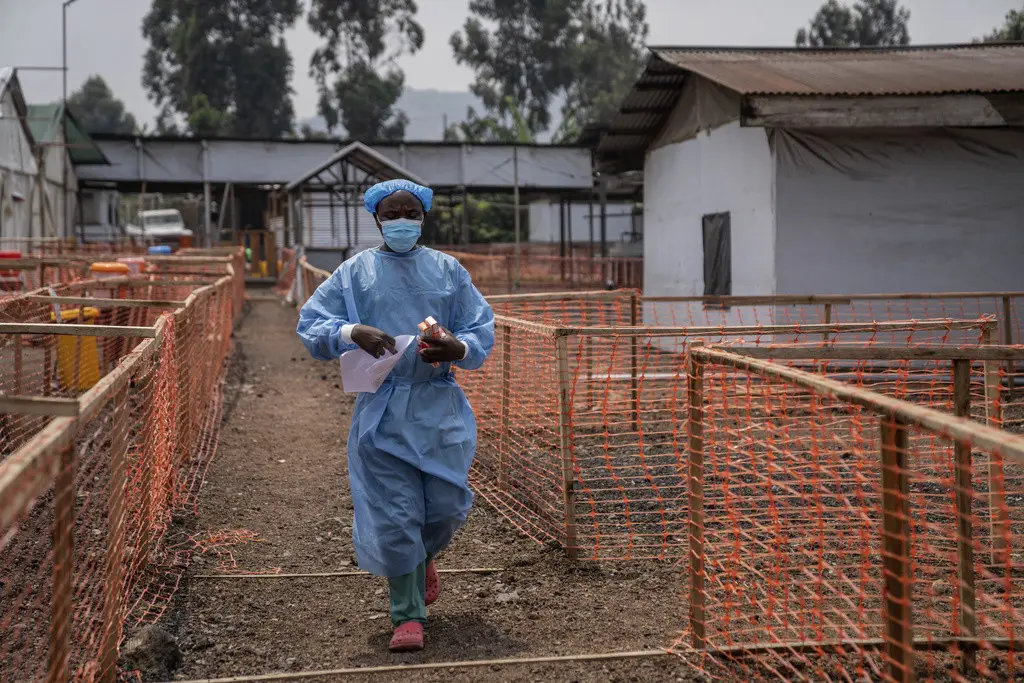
[169,299,693,682]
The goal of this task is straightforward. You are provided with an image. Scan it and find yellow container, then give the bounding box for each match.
[50,307,101,391]
[259,260,268,277]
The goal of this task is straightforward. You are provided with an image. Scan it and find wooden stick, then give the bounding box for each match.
[1001,295,1015,402]
[686,343,706,650]
[982,328,1010,565]
[716,345,1024,361]
[554,318,993,338]
[26,295,187,309]
[99,385,129,683]
[47,444,75,683]
[951,359,977,675]
[487,290,626,304]
[159,650,672,683]
[498,323,512,491]
[689,347,1024,464]
[193,567,505,579]
[630,290,640,430]
[644,291,1024,304]
[0,323,157,338]
[0,417,76,531]
[13,334,23,395]
[880,415,914,683]
[555,335,578,560]
[43,336,52,396]
[155,636,1024,683]
[0,396,80,417]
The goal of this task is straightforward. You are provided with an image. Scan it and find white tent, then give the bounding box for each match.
[0,67,39,241]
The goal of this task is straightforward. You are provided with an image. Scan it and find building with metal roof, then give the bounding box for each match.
[597,43,1024,324]
[0,68,40,241]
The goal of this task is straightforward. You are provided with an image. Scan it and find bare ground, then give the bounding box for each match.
[166,299,695,683]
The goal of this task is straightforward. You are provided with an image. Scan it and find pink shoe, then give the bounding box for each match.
[389,621,424,652]
[425,560,441,606]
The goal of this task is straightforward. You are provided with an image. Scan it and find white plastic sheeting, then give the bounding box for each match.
[0,68,38,239]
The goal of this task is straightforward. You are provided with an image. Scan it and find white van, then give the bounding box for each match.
[125,209,194,240]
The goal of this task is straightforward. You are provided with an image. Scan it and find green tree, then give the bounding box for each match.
[795,0,910,47]
[444,97,536,143]
[451,0,583,136]
[308,0,423,141]
[67,76,138,134]
[142,0,301,138]
[558,0,649,141]
[298,123,331,140]
[978,7,1024,42]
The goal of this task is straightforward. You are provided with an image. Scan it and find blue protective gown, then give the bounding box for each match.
[296,247,494,577]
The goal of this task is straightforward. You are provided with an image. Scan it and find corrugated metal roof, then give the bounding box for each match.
[284,141,427,193]
[596,43,1024,173]
[652,44,1024,96]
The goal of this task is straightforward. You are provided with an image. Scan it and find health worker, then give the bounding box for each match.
[296,179,494,652]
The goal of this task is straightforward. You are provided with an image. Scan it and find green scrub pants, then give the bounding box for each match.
[388,553,432,626]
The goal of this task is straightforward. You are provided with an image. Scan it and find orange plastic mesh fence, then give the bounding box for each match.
[447,252,643,295]
[672,346,1024,682]
[297,258,331,307]
[0,259,93,299]
[461,316,999,562]
[0,276,232,682]
[645,293,1022,346]
[275,248,297,298]
[0,238,150,257]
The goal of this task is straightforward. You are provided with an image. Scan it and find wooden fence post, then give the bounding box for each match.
[555,334,578,560]
[822,302,833,342]
[99,385,130,682]
[686,342,706,650]
[981,326,1009,565]
[952,359,976,674]
[1001,295,1015,401]
[630,290,640,431]
[14,334,23,395]
[498,323,512,490]
[880,415,914,683]
[48,444,75,683]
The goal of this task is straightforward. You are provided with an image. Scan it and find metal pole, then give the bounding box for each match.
[513,147,521,293]
[62,2,71,242]
[202,141,212,247]
[588,193,595,259]
[599,174,608,259]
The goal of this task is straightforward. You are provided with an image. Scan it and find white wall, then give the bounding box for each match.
[0,84,37,240]
[527,200,635,245]
[643,120,775,328]
[774,129,1024,298]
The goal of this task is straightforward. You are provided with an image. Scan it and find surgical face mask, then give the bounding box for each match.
[380,218,422,253]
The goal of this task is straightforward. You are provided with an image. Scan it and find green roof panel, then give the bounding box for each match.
[26,103,109,165]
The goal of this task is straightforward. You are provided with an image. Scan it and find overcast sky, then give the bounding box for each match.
[0,0,1017,126]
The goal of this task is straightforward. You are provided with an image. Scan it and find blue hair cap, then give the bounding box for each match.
[363,179,433,214]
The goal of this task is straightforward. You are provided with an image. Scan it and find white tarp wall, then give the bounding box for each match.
[36,125,77,239]
[0,70,38,241]
[527,200,636,245]
[642,120,775,329]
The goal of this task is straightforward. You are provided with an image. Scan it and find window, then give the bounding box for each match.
[702,212,732,299]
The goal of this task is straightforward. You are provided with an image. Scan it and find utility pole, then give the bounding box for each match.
[63,0,81,243]
[513,147,521,293]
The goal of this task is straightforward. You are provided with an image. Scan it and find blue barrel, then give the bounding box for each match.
[147,245,173,255]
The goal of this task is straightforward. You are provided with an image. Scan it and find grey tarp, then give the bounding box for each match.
[772,127,1024,297]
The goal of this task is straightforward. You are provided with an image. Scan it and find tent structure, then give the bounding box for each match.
[0,68,40,241]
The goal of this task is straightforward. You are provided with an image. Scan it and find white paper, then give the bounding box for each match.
[339,334,416,393]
